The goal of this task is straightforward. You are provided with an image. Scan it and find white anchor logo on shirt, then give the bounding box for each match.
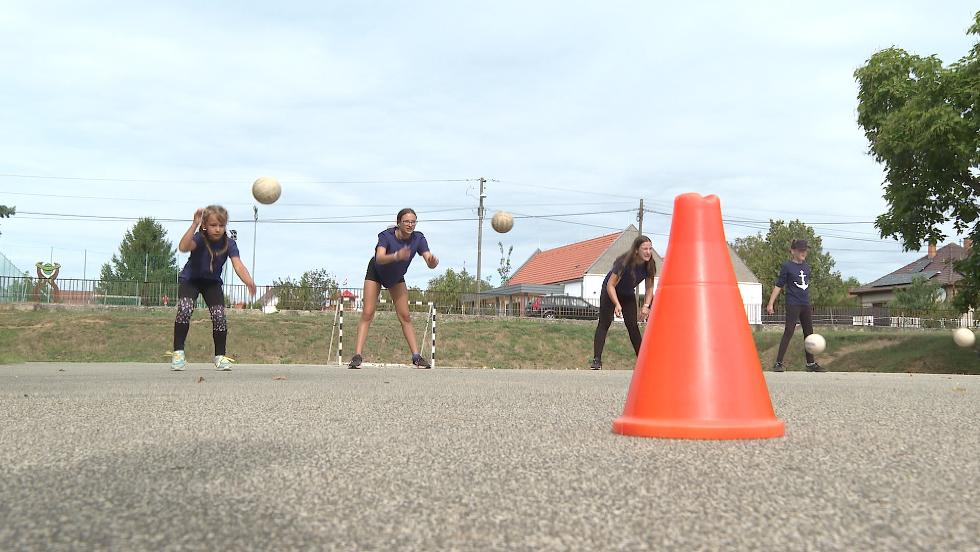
[796,270,809,291]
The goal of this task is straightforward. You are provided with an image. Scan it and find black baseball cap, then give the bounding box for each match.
[791,239,809,251]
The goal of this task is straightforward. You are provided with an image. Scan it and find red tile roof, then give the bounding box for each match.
[509,231,621,285]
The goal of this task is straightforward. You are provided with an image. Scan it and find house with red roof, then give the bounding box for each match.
[850,241,972,307]
[508,225,661,301]
[471,225,763,322]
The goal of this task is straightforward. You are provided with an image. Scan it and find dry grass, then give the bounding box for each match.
[1,306,978,374]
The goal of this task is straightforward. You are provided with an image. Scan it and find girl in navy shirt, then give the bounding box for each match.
[766,239,824,372]
[170,205,256,371]
[349,208,439,369]
[590,235,656,370]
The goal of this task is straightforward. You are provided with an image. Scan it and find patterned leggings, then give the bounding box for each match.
[173,280,228,356]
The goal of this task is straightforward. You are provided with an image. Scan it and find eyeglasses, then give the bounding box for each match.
[401,219,418,225]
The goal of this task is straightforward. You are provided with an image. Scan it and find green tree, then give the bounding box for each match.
[100,218,178,283]
[854,11,980,312]
[497,242,513,286]
[426,267,492,305]
[272,268,339,310]
[0,205,13,236]
[835,276,863,306]
[731,220,857,306]
[891,276,942,311]
[97,218,178,305]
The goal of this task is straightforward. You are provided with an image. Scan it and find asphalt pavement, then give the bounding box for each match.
[0,363,977,551]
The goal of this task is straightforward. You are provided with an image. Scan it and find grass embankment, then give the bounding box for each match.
[0,307,978,374]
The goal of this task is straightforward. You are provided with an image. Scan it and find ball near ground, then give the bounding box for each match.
[952,327,975,348]
[804,333,826,355]
[252,176,281,204]
[491,211,514,233]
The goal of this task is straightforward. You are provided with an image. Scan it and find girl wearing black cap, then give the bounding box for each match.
[766,239,824,372]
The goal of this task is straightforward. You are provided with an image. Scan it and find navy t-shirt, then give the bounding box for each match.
[374,228,430,288]
[775,260,812,306]
[178,233,240,283]
[602,261,651,299]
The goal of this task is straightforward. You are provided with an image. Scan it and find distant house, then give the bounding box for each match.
[850,241,972,307]
[471,225,763,323]
[507,225,659,300]
[257,287,280,309]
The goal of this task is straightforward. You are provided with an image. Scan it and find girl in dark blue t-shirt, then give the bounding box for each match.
[169,205,256,372]
[590,235,657,370]
[348,208,439,369]
[766,239,824,372]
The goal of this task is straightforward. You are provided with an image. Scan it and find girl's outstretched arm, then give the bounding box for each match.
[421,250,439,269]
[231,257,257,296]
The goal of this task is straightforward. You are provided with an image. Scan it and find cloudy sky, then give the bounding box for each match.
[1,1,977,290]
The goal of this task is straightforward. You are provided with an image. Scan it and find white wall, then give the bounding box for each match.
[738,282,763,325]
[856,290,893,307]
[578,275,760,322]
[563,281,583,297]
[583,273,657,300]
[582,274,605,302]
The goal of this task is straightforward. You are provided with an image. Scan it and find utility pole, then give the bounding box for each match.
[476,177,486,314]
[637,198,644,236]
[229,229,238,301]
[636,199,646,311]
[252,206,258,285]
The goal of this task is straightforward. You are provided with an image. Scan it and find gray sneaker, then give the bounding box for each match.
[805,362,827,373]
[348,354,363,369]
[412,353,431,369]
[590,358,602,370]
[772,362,785,372]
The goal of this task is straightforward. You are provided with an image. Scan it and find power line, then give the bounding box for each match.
[493,179,643,200]
[0,189,636,212]
[830,248,917,253]
[645,208,877,226]
[11,206,907,244]
[642,208,886,240]
[305,178,478,184]
[510,211,625,231]
[14,208,636,225]
[1,177,891,228]
[722,220,895,243]
[0,173,477,185]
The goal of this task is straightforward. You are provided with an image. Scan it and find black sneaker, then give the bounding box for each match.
[412,353,431,369]
[805,362,827,373]
[772,362,785,372]
[348,354,363,369]
[590,358,602,370]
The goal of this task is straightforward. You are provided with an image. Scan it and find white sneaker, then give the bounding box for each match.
[214,355,235,371]
[168,350,186,371]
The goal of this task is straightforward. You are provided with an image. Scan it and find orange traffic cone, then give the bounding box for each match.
[613,193,784,439]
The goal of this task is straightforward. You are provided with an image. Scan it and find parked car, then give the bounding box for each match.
[526,295,600,320]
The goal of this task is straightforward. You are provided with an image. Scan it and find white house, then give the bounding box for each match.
[506,225,763,324]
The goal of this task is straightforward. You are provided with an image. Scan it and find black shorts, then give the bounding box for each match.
[177,279,225,307]
[364,257,404,288]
